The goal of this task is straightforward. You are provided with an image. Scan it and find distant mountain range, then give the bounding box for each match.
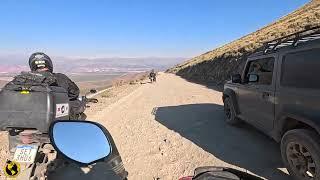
[0,55,186,75]
[0,65,29,74]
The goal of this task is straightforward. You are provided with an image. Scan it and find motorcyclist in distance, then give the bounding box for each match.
[150,69,155,76]
[149,69,156,82]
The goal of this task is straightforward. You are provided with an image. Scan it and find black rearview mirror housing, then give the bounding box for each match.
[231,74,241,83]
[49,120,128,179]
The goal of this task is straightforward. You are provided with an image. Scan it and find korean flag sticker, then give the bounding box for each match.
[56,103,69,118]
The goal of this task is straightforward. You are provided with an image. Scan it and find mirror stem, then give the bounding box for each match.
[106,155,128,179]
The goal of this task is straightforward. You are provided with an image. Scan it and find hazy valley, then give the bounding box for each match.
[0,56,186,91]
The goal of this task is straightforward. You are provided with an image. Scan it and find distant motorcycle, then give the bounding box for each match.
[149,73,156,83]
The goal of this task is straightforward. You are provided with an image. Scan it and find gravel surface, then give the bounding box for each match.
[0,73,291,180]
[0,131,9,179]
[89,73,290,180]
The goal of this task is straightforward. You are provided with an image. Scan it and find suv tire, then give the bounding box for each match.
[223,97,241,125]
[281,129,320,180]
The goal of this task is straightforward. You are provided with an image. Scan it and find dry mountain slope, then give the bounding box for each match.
[168,0,320,87]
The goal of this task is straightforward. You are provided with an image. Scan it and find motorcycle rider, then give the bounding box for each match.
[7,52,83,153]
[28,52,80,102]
[28,52,86,119]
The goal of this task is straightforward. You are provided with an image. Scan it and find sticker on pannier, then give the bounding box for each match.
[56,103,69,118]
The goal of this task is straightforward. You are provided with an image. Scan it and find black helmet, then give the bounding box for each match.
[29,52,53,72]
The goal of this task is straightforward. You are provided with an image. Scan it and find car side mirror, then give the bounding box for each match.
[231,74,241,83]
[49,120,128,179]
[248,74,259,83]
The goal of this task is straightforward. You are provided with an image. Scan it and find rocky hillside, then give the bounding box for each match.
[167,0,320,87]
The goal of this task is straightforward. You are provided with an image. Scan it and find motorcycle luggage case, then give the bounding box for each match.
[0,86,69,133]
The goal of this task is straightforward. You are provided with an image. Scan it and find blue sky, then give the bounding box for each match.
[0,0,309,58]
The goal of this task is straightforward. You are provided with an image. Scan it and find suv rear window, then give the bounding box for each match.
[281,49,320,89]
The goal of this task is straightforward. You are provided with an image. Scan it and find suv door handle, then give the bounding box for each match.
[262,92,270,99]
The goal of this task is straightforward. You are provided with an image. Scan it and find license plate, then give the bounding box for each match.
[13,145,38,163]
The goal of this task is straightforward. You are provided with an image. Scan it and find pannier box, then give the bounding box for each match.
[0,86,69,133]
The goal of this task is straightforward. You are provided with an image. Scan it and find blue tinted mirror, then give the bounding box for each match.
[51,121,111,164]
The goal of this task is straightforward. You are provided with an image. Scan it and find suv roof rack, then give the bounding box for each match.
[263,26,320,54]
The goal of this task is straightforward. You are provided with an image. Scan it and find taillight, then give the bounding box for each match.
[19,133,34,144]
[18,130,38,144]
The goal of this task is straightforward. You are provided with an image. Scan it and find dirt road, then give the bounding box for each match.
[0,73,291,179]
[89,73,291,180]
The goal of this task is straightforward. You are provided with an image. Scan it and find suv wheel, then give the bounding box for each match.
[223,97,241,125]
[281,129,320,180]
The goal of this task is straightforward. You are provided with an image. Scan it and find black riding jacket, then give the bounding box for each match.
[54,73,80,101]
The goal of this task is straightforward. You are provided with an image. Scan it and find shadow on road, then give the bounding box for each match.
[154,103,291,180]
[174,73,224,92]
